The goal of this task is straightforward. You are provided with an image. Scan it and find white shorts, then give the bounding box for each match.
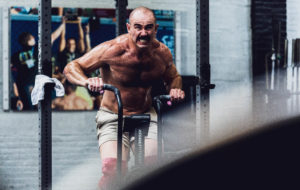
[95,107,158,148]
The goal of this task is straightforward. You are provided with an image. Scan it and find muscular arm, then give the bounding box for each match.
[162,46,182,92]
[63,40,120,87]
[161,44,185,101]
[163,64,182,92]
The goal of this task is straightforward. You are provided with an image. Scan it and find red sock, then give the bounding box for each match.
[98,158,127,190]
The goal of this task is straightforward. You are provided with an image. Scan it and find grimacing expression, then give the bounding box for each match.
[67,39,76,53]
[127,10,158,49]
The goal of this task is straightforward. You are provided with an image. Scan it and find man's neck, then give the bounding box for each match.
[127,35,151,55]
[137,47,152,58]
[137,38,160,56]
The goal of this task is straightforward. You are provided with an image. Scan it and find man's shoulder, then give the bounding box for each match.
[157,40,169,51]
[100,35,129,55]
[113,34,130,49]
[154,40,173,64]
[155,41,171,56]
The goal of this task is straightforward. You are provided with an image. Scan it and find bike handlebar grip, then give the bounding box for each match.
[102,84,117,93]
[153,95,170,162]
[154,95,171,102]
[102,84,122,110]
[102,84,122,98]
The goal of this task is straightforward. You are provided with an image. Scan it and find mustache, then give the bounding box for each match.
[137,36,150,41]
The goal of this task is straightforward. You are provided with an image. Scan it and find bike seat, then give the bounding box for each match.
[123,114,150,133]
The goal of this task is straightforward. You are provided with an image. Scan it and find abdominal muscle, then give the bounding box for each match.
[100,85,153,115]
[98,50,164,115]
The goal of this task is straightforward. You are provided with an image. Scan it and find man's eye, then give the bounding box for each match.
[134,26,142,30]
[145,25,154,30]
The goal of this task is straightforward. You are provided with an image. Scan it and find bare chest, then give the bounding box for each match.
[106,53,166,86]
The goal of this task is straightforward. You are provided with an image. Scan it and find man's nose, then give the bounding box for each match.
[140,29,147,36]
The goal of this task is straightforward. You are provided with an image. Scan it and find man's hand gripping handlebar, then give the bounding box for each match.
[156,88,185,106]
[86,77,105,94]
[168,88,185,105]
[153,95,171,105]
[86,77,122,114]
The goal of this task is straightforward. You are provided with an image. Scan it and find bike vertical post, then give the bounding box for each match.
[102,85,123,184]
[156,99,163,161]
[116,89,123,183]
[135,127,145,166]
[154,95,170,161]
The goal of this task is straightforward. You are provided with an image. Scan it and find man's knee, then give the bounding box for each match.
[98,158,128,190]
[144,139,161,166]
[144,139,158,156]
[102,158,117,176]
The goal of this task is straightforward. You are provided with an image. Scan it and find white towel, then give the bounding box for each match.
[31,74,65,105]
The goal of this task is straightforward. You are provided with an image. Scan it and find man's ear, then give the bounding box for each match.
[155,24,159,33]
[126,23,130,33]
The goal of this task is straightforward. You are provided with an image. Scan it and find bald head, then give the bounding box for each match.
[126,6,158,49]
[129,6,156,24]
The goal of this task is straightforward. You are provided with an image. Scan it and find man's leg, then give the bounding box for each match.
[100,140,129,159]
[144,139,158,165]
[143,107,160,165]
[98,140,129,190]
[130,139,158,165]
[96,107,131,189]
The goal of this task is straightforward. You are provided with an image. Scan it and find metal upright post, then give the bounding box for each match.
[38,0,52,189]
[2,7,10,111]
[115,0,128,36]
[196,0,214,144]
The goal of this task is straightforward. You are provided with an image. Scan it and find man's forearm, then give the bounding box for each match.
[166,75,182,92]
[63,61,88,87]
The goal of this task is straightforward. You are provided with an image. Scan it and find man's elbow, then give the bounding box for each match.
[63,61,74,76]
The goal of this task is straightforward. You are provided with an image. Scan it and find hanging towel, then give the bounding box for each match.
[31,74,65,105]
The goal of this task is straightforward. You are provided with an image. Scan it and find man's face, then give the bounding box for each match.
[127,10,158,49]
[67,39,76,53]
[27,35,36,47]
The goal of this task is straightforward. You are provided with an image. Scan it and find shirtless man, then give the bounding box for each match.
[63,6,185,189]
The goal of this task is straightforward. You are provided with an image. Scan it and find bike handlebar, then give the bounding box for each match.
[153,94,170,161]
[101,84,123,183]
[153,95,171,102]
[102,84,119,94]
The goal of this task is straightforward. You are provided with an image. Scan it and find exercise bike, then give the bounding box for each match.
[102,84,170,188]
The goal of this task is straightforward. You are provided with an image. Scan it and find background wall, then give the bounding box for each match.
[0,111,100,190]
[287,0,300,65]
[209,0,252,136]
[0,0,253,189]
